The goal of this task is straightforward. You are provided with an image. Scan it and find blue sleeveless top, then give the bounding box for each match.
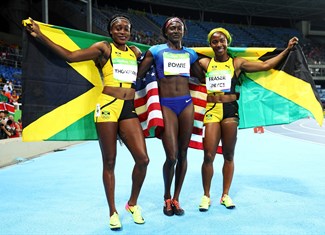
[149,44,198,79]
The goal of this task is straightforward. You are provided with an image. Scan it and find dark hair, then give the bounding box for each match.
[107,14,132,37]
[161,16,187,39]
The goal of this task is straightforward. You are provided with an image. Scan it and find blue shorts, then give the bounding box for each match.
[160,95,192,116]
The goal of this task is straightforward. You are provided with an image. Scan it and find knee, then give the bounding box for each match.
[178,148,188,159]
[137,155,150,168]
[203,151,215,164]
[165,154,177,166]
[102,157,116,171]
[144,156,150,166]
[178,154,187,163]
[223,152,234,162]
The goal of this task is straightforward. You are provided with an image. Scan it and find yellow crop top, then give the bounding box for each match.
[102,43,138,88]
[205,57,235,95]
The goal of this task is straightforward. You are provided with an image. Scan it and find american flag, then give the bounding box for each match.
[134,65,164,137]
[135,65,222,154]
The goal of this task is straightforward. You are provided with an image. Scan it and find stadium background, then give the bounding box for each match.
[1,2,325,234]
[0,0,325,107]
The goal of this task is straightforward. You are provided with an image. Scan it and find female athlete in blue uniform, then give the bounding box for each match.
[138,17,201,216]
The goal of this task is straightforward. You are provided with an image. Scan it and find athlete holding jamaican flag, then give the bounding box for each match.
[25,15,149,230]
[195,28,299,211]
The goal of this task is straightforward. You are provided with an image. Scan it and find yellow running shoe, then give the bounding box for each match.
[199,195,211,212]
[125,203,145,224]
[220,194,235,209]
[109,212,122,230]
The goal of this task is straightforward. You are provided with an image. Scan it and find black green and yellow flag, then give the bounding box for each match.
[21,19,148,141]
[235,46,324,128]
[194,46,324,128]
[21,20,323,142]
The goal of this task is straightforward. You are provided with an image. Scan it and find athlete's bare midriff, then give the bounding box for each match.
[158,76,190,97]
[102,86,135,100]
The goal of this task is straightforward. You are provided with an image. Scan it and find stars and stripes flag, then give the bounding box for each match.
[134,64,164,137]
[134,63,221,152]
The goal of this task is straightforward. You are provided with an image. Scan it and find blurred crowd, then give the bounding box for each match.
[0,78,22,139]
[0,42,22,139]
[0,109,22,139]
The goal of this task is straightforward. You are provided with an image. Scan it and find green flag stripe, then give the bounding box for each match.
[238,77,312,128]
[48,112,97,140]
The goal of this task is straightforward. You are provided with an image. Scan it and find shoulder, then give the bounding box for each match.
[92,40,110,49]
[90,41,111,57]
[183,46,195,52]
[233,56,250,73]
[199,57,211,68]
[149,44,167,53]
[182,46,196,54]
[183,46,198,59]
[151,44,167,49]
[233,57,246,66]
[183,47,198,61]
[129,45,142,59]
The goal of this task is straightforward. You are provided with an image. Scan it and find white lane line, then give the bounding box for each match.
[299,123,325,132]
[265,129,325,146]
[281,125,325,138]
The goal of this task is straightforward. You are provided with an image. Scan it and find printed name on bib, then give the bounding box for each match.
[206,70,232,92]
[163,52,190,76]
[113,58,137,83]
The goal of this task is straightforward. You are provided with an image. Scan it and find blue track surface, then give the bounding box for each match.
[1,118,325,234]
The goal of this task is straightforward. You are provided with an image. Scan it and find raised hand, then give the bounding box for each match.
[25,17,41,38]
[287,37,299,49]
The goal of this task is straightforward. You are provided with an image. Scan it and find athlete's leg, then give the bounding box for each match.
[96,122,119,216]
[119,117,149,206]
[220,118,238,197]
[173,102,194,201]
[202,122,221,197]
[161,105,179,200]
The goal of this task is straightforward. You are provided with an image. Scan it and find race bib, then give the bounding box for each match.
[163,52,190,76]
[113,57,137,83]
[206,70,232,92]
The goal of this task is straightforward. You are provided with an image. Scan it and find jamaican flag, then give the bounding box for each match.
[21,20,323,142]
[235,46,324,128]
[195,46,324,128]
[21,19,147,141]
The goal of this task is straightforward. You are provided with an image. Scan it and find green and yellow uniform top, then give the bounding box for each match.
[102,43,138,88]
[205,57,238,95]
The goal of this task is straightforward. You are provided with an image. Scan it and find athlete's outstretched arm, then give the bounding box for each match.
[25,18,108,63]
